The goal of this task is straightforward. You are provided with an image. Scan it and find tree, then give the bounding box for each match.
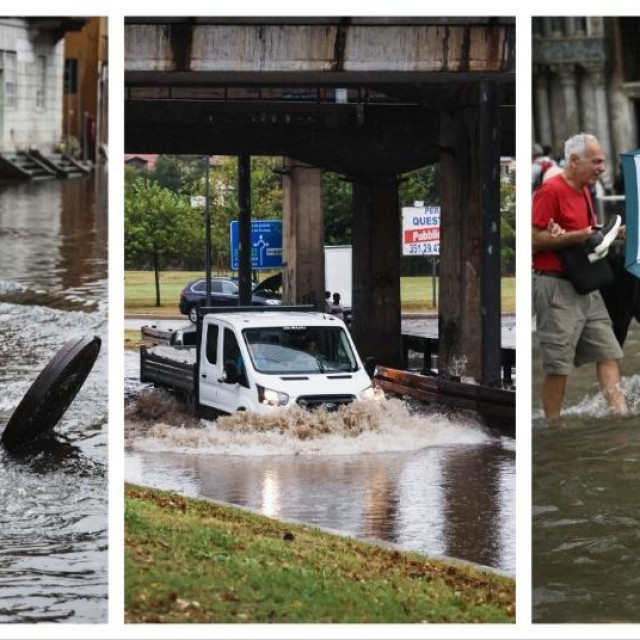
[152,154,204,195]
[322,172,353,245]
[125,174,203,305]
[188,156,284,270]
[399,164,440,207]
[500,172,516,275]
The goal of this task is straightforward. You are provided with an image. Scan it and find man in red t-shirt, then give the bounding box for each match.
[532,133,626,420]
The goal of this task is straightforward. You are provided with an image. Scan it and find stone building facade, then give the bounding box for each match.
[0,18,86,153]
[532,17,640,192]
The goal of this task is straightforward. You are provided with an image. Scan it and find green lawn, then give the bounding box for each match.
[125,485,515,624]
[125,270,515,316]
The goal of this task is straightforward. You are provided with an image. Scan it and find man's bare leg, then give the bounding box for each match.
[597,359,628,414]
[542,374,568,421]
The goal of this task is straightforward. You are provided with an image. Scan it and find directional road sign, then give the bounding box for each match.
[230,219,283,270]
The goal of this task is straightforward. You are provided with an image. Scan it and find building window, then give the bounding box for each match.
[64,58,78,94]
[1,50,17,109]
[36,55,46,110]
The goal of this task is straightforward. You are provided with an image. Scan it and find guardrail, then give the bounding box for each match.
[402,334,515,387]
[374,365,515,433]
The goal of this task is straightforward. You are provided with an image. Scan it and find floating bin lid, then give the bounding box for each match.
[1,336,101,451]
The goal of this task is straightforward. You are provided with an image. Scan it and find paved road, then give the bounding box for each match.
[402,315,516,349]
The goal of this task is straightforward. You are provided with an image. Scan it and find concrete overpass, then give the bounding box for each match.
[125,17,515,384]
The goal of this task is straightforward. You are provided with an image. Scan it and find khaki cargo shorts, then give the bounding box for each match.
[533,274,623,375]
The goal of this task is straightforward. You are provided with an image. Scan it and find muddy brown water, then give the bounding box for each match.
[532,320,640,622]
[0,171,108,623]
[124,381,515,575]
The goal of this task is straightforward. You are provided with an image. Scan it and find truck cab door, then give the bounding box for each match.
[199,320,221,409]
[217,327,251,413]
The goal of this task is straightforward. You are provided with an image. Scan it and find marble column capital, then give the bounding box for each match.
[582,62,606,85]
[551,64,577,86]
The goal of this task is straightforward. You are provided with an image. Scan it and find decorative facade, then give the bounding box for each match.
[533,17,640,192]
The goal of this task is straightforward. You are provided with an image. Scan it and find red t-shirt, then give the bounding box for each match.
[532,174,596,272]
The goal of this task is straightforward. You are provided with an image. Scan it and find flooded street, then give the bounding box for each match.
[0,171,108,623]
[532,321,640,622]
[125,372,515,574]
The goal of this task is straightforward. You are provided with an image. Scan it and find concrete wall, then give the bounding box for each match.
[126,21,513,74]
[0,19,64,151]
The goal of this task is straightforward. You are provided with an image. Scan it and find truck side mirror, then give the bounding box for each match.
[364,357,377,378]
[223,361,240,384]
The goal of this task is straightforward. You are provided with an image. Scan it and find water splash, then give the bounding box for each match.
[533,374,640,426]
[129,392,490,457]
[0,279,98,313]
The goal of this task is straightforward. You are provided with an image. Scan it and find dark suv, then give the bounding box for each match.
[179,274,282,322]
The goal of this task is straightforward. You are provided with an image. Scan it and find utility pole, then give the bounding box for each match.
[238,155,252,305]
[204,155,212,307]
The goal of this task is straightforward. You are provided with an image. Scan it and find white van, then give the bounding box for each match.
[141,307,376,415]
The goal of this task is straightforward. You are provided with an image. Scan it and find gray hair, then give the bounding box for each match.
[564,133,599,163]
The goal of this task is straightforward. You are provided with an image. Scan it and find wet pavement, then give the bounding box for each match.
[0,170,108,623]
[532,320,640,622]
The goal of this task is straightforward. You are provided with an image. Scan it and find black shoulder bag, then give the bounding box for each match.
[555,193,615,294]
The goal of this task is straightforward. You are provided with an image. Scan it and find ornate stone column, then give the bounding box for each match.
[609,17,637,189]
[578,71,597,135]
[554,64,580,139]
[549,74,568,157]
[584,63,614,190]
[533,67,553,148]
[564,17,576,37]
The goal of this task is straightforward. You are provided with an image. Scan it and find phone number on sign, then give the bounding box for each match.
[406,243,440,255]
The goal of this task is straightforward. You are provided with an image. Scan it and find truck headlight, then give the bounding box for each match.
[257,385,289,406]
[265,299,281,306]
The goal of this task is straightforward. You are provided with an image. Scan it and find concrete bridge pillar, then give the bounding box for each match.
[351,177,402,368]
[439,82,501,385]
[281,158,325,309]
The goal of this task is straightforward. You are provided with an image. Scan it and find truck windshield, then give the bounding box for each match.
[243,326,358,374]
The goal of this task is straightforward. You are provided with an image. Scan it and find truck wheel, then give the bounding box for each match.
[188,305,199,324]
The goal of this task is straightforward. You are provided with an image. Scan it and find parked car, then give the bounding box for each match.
[179,274,282,323]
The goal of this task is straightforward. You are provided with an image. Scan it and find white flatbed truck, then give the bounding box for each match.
[140,306,376,416]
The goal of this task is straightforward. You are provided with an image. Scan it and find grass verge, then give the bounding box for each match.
[125,485,515,623]
[125,271,515,316]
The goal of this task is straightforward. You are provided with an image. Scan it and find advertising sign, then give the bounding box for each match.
[230,220,283,270]
[401,205,440,256]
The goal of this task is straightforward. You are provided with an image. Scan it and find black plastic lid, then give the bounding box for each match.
[1,336,101,451]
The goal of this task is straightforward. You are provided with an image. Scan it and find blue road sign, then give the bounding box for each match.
[230,220,283,270]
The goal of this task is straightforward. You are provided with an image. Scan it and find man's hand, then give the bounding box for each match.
[547,218,566,238]
[618,224,626,241]
[533,223,594,252]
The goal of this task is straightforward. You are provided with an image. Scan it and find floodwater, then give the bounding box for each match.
[532,320,640,622]
[125,372,515,574]
[0,171,108,624]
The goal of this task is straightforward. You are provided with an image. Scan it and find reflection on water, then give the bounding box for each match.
[126,415,515,574]
[533,321,640,622]
[0,171,108,624]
